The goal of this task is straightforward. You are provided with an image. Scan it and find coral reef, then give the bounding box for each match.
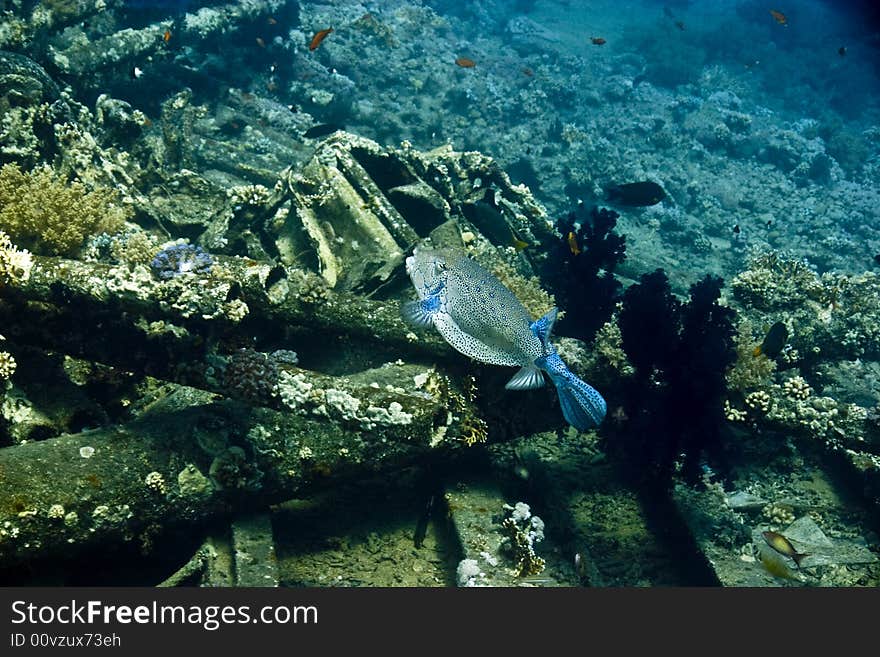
[0,351,15,381]
[0,0,878,586]
[0,164,128,256]
[0,230,32,286]
[726,319,778,394]
[733,250,880,362]
[544,205,626,343]
[220,348,282,405]
[150,243,214,280]
[500,502,546,577]
[615,270,737,486]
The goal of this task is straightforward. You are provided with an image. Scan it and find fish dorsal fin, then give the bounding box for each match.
[529,307,558,349]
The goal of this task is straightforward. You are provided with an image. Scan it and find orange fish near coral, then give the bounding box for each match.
[770,9,788,26]
[455,57,476,68]
[309,28,333,51]
[567,231,581,256]
[163,29,172,43]
[591,37,606,45]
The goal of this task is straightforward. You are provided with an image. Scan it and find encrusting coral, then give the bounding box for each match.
[0,163,128,256]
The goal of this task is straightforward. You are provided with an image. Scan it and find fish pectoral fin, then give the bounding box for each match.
[505,365,545,390]
[529,307,558,346]
[401,299,436,328]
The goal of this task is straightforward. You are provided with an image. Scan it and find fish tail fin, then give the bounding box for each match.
[792,552,810,568]
[548,368,606,431]
[401,299,435,328]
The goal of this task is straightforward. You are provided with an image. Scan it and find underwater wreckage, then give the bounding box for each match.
[0,0,878,587]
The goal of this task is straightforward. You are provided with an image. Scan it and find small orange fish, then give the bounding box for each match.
[256,37,266,48]
[163,29,172,43]
[591,37,606,45]
[455,57,476,68]
[567,231,581,255]
[309,27,333,51]
[770,9,788,26]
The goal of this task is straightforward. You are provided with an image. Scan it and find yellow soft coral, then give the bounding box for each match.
[0,163,128,256]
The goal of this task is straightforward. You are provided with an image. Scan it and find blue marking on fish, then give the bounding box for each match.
[403,247,606,431]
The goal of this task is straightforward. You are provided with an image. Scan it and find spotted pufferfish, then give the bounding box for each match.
[402,247,606,431]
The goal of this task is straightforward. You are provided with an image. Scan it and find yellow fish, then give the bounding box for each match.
[567,231,581,256]
[510,230,529,252]
[762,530,809,567]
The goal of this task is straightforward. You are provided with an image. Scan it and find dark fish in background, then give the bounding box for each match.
[590,37,606,45]
[732,224,741,235]
[754,321,788,358]
[304,123,344,138]
[606,181,666,206]
[838,46,847,56]
[762,530,809,567]
[413,493,435,548]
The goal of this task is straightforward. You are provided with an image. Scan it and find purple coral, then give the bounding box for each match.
[150,243,213,280]
[222,348,278,404]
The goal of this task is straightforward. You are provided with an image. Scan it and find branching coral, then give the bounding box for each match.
[614,270,737,487]
[593,317,634,375]
[544,204,626,343]
[500,502,545,577]
[0,230,32,286]
[726,319,777,394]
[0,164,128,256]
[0,351,16,381]
[731,250,827,310]
[733,251,880,361]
